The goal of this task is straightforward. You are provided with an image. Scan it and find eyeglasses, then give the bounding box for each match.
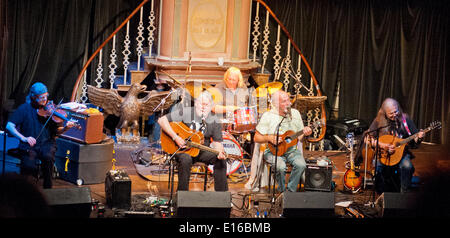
[36,93,49,101]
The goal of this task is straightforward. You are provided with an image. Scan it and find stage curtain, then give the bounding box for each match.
[2,0,141,117]
[262,0,449,145]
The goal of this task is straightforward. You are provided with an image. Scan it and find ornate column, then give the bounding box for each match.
[147,0,259,84]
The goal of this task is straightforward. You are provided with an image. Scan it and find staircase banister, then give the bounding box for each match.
[70,0,150,102]
[255,0,326,142]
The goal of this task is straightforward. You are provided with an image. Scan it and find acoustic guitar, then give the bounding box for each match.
[160,121,241,161]
[267,119,324,156]
[343,132,363,193]
[365,121,441,166]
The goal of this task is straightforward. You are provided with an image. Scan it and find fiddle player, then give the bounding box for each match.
[6,82,76,188]
[158,91,228,191]
[366,98,424,193]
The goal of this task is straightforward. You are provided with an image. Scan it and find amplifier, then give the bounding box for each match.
[61,110,104,144]
[304,160,333,192]
[105,170,132,210]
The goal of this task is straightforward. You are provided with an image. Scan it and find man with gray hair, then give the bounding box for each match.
[158,91,228,191]
[254,90,312,192]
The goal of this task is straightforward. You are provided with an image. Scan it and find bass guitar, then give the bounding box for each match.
[160,121,241,161]
[374,121,441,166]
[343,132,363,193]
[268,119,324,156]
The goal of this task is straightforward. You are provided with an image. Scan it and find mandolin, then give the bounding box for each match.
[343,132,363,193]
[367,121,441,166]
[160,121,241,161]
[267,119,324,156]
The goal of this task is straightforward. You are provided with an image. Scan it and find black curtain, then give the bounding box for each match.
[1,0,142,123]
[261,0,449,145]
[2,0,449,145]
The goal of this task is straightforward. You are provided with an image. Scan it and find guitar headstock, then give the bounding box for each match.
[428,121,442,130]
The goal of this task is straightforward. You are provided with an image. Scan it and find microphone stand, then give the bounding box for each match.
[167,120,206,213]
[271,115,286,204]
[364,123,390,206]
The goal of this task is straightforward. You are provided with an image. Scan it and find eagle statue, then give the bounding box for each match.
[87,83,178,142]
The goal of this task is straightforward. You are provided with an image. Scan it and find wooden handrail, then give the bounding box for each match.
[70,0,149,102]
[255,0,326,142]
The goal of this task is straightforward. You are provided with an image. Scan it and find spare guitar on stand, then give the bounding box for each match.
[343,132,363,193]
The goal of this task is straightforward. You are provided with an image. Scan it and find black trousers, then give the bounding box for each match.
[20,143,56,189]
[175,150,228,191]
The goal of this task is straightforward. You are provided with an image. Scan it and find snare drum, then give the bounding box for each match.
[208,131,243,175]
[232,106,258,133]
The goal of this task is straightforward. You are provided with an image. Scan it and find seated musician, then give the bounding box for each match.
[212,67,255,118]
[6,82,76,189]
[157,91,228,191]
[253,90,312,192]
[366,98,424,193]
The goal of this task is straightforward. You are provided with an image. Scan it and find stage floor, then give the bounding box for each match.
[2,137,449,219]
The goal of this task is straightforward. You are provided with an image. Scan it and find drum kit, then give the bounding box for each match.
[138,79,284,178]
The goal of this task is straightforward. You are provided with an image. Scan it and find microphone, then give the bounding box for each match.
[284,106,292,120]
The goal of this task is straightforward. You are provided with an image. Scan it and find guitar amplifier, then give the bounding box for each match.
[105,170,131,210]
[61,110,104,144]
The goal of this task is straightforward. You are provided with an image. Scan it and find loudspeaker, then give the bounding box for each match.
[105,170,131,209]
[376,192,419,217]
[42,187,92,218]
[176,191,231,218]
[282,192,335,217]
[304,163,333,192]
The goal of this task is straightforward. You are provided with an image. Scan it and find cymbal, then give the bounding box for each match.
[205,87,223,103]
[184,81,223,103]
[253,82,283,97]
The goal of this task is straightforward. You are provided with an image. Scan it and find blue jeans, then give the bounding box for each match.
[376,153,414,193]
[264,147,306,192]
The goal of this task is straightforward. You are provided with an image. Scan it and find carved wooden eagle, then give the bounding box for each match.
[87,83,177,141]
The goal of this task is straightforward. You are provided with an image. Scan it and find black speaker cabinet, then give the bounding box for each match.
[176,191,231,218]
[304,163,333,192]
[282,192,335,218]
[376,192,419,217]
[42,187,92,218]
[105,170,131,210]
[55,137,113,185]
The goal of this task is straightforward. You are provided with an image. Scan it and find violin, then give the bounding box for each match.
[37,100,81,129]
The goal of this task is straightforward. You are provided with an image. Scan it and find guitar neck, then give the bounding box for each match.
[185,141,240,160]
[398,127,431,146]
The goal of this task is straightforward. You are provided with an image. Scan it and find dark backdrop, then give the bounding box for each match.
[1,0,449,146]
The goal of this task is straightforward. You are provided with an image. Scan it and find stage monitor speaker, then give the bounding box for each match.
[282,192,335,218]
[304,163,333,192]
[42,187,92,218]
[376,192,419,217]
[176,191,231,218]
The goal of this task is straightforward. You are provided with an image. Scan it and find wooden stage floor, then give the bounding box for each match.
[35,139,448,219]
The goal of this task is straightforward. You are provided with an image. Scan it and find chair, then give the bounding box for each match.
[7,148,42,182]
[191,162,209,191]
[167,160,209,191]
